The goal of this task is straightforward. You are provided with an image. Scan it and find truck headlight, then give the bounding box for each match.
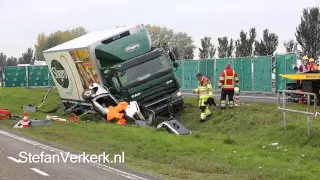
[131,92,141,98]
[172,91,182,98]
[177,91,182,96]
[166,80,173,84]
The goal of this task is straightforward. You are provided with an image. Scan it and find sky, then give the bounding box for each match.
[0,0,319,59]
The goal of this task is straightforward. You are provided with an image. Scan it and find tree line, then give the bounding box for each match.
[0,6,319,67]
[0,27,87,67]
[198,6,320,60]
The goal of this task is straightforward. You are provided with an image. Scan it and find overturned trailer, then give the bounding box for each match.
[42,25,191,135]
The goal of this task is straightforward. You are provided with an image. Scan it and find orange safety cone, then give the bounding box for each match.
[22,111,29,128]
[69,113,79,122]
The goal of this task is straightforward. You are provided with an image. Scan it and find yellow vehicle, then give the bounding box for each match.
[279,72,320,104]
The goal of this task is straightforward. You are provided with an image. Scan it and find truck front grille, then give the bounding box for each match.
[133,81,177,111]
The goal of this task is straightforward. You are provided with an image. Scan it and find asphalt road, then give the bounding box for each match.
[0,130,158,180]
[181,89,281,103]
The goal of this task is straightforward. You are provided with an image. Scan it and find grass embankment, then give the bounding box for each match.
[1,87,320,180]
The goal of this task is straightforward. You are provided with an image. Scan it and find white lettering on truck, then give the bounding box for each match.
[52,67,68,81]
[125,44,140,52]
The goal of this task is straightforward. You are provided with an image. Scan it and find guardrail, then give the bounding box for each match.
[277,90,317,136]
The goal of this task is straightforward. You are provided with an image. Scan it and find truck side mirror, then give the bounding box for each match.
[173,62,179,68]
[169,51,176,61]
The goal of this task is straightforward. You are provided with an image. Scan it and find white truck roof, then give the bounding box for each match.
[43,25,138,53]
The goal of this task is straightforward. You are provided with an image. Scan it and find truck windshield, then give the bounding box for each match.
[117,55,172,86]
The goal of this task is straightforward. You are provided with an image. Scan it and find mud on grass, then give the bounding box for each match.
[1,88,320,180]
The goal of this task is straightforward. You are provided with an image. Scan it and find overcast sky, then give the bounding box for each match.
[0,0,319,59]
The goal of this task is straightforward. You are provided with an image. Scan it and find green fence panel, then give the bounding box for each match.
[206,59,215,89]
[181,60,200,90]
[233,58,243,90]
[0,67,2,87]
[48,73,54,86]
[190,60,199,89]
[215,58,234,89]
[262,56,273,92]
[275,55,285,90]
[234,57,252,91]
[284,53,297,84]
[5,66,26,87]
[275,53,297,91]
[199,59,207,77]
[253,56,272,92]
[173,60,183,88]
[182,60,192,89]
[28,65,49,87]
[253,57,262,91]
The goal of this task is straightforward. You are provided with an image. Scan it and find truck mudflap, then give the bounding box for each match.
[156,119,192,135]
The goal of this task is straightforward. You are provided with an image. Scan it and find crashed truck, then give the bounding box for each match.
[42,24,191,135]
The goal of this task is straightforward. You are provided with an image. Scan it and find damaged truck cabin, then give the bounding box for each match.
[42,24,184,117]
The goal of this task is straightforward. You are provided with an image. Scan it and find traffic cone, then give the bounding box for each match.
[22,111,29,128]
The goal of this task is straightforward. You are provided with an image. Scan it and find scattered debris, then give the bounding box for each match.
[284,149,288,152]
[301,154,305,157]
[270,142,279,146]
[24,83,55,112]
[262,146,266,148]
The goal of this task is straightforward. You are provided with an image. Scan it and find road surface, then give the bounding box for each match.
[0,130,158,180]
[181,89,282,103]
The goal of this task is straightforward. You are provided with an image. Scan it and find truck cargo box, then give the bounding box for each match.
[43,25,152,104]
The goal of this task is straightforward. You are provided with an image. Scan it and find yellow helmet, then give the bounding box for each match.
[309,58,315,62]
[303,56,309,60]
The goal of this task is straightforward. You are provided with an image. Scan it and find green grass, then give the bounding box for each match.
[1,87,320,180]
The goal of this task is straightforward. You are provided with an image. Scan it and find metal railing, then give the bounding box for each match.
[277,90,317,136]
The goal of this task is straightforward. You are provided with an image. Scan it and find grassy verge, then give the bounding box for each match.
[1,88,320,180]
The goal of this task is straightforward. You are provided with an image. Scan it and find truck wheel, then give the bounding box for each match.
[82,89,95,101]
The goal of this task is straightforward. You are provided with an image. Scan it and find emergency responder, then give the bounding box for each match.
[218,64,239,108]
[299,56,310,73]
[193,73,213,121]
[309,58,319,72]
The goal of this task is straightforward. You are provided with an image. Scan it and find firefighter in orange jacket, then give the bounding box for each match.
[218,64,239,108]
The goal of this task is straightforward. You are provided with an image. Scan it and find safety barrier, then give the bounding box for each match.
[0,53,297,90]
[277,90,317,136]
[175,53,296,93]
[2,65,53,88]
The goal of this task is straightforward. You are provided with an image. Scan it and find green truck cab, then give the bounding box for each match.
[95,26,184,116]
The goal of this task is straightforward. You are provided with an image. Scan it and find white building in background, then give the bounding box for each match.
[17,60,47,66]
[33,60,47,65]
[17,64,30,66]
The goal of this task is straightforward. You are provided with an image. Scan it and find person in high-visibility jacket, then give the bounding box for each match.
[309,58,319,72]
[299,56,310,73]
[218,64,239,108]
[193,73,213,120]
